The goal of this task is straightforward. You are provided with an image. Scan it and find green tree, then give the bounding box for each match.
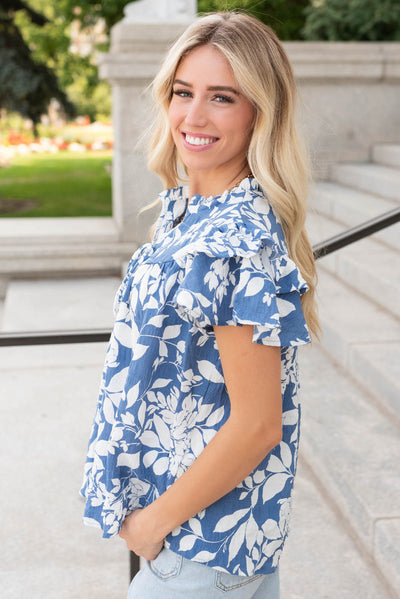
[197,0,310,40]
[2,0,136,123]
[0,0,75,129]
[302,0,400,41]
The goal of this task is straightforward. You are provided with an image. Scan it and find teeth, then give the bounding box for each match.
[185,135,216,146]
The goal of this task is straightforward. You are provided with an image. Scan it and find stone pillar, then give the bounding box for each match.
[98,0,196,245]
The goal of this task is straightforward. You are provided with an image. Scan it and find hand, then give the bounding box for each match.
[119,508,164,561]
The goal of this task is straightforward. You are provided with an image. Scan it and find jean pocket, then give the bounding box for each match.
[215,570,263,592]
[149,548,182,581]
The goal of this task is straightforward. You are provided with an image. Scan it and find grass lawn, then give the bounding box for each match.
[0,151,112,217]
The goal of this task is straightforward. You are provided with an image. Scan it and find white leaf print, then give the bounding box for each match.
[244,276,265,297]
[177,340,186,353]
[126,382,140,408]
[205,407,225,427]
[263,539,282,558]
[189,517,203,537]
[277,297,295,317]
[196,293,212,307]
[228,522,246,564]
[192,551,216,563]
[213,508,248,533]
[235,269,250,294]
[113,322,132,347]
[262,519,281,540]
[153,456,169,475]
[203,428,217,444]
[153,415,171,449]
[94,440,109,456]
[251,486,260,508]
[102,397,114,424]
[198,403,213,421]
[159,340,168,357]
[282,409,298,425]
[176,290,193,309]
[245,514,259,551]
[253,470,265,484]
[152,378,172,389]
[137,401,146,427]
[267,455,285,474]
[143,450,158,467]
[116,452,140,469]
[143,296,159,310]
[132,344,149,360]
[147,315,168,328]
[163,325,182,339]
[262,473,290,503]
[107,367,129,392]
[178,535,197,552]
[140,430,161,448]
[198,360,224,383]
[190,428,205,456]
[280,442,292,469]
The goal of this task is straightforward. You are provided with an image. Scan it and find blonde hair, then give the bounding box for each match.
[148,11,320,338]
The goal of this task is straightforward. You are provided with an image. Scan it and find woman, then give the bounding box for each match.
[81,11,319,598]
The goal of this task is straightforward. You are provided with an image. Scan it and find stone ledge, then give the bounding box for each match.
[0,217,120,245]
[100,36,400,82]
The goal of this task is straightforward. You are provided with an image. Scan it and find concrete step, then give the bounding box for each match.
[307,211,400,320]
[309,181,400,251]
[0,242,135,277]
[315,267,400,424]
[299,343,400,598]
[1,277,120,332]
[0,217,119,245]
[372,144,400,169]
[330,163,400,203]
[0,217,136,277]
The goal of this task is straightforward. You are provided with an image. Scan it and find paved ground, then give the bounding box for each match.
[0,277,391,598]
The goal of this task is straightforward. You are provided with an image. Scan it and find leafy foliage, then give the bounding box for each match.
[302,0,400,41]
[0,0,75,127]
[197,0,309,39]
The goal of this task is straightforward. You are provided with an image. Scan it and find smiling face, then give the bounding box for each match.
[168,44,255,195]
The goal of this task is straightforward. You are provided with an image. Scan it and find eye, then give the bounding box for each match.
[213,94,235,104]
[172,88,192,98]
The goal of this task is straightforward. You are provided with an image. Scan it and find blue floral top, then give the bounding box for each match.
[80,177,310,576]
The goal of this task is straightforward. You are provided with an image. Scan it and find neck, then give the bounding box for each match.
[188,163,252,199]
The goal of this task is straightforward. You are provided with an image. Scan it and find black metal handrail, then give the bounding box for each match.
[0,206,399,348]
[312,205,400,259]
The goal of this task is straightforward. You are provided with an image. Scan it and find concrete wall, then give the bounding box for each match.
[101,27,400,245]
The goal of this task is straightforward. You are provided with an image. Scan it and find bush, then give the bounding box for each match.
[302,0,400,41]
[197,0,309,40]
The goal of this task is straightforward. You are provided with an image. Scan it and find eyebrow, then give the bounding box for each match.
[173,79,240,95]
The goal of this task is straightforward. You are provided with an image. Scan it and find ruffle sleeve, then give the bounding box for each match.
[171,219,310,347]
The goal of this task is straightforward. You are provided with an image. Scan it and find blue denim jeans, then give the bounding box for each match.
[127,548,279,598]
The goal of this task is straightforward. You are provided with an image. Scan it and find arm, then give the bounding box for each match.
[119,324,282,559]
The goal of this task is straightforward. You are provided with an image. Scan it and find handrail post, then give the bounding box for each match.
[130,550,140,582]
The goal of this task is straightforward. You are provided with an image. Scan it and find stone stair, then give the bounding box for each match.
[305,143,400,598]
[0,217,135,279]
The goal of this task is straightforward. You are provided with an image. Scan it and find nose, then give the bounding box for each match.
[184,97,208,128]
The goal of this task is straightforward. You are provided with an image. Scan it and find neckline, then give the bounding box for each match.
[184,175,256,205]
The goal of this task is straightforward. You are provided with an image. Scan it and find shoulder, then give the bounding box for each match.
[198,178,287,259]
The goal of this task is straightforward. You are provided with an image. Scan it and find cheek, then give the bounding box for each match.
[168,101,183,131]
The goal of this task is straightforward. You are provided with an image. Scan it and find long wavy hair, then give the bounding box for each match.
[148,11,320,338]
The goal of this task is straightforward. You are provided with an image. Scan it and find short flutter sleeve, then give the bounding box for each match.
[171,217,310,347]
